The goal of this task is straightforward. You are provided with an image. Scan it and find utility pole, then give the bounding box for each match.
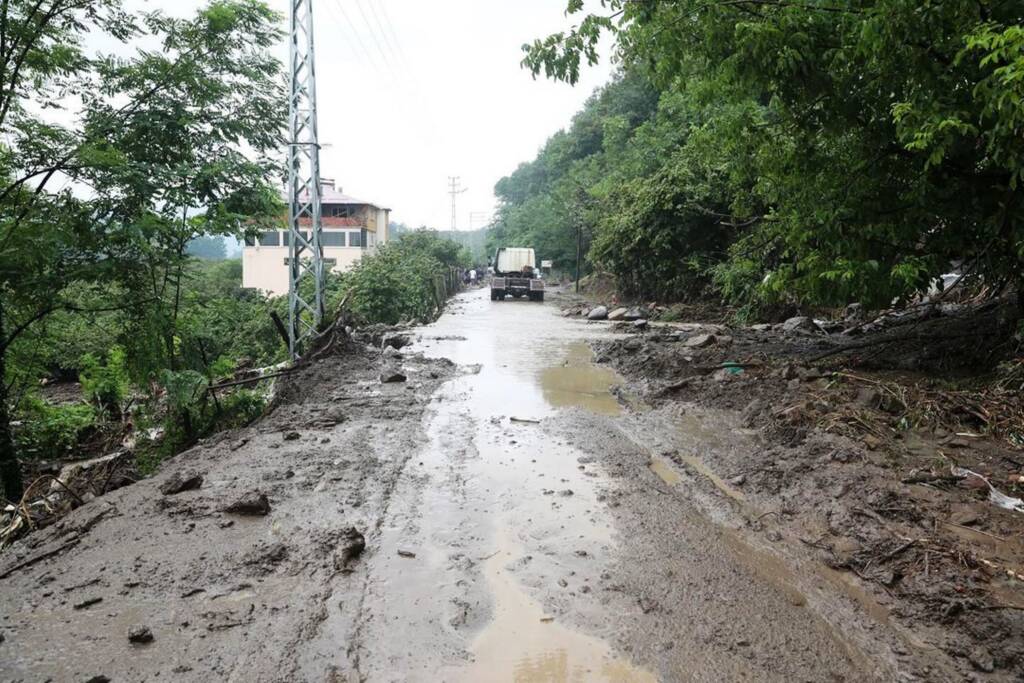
[286,0,324,359]
[448,176,467,231]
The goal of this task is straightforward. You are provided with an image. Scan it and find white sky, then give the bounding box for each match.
[135,0,613,230]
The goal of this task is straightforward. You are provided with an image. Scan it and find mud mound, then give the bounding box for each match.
[593,320,1024,679]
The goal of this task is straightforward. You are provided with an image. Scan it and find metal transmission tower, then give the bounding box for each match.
[448,176,467,231]
[286,0,324,359]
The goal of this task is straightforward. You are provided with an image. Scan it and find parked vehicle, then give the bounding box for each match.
[490,247,544,302]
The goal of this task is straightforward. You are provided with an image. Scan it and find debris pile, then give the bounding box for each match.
[1,450,137,550]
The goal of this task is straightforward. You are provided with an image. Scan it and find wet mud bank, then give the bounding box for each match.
[0,337,458,682]
[587,313,1024,681]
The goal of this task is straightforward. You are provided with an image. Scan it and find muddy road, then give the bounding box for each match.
[1,288,969,681]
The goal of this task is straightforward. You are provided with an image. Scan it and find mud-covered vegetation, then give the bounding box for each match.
[496,1,1024,315]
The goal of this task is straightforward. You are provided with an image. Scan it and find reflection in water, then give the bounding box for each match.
[539,342,622,416]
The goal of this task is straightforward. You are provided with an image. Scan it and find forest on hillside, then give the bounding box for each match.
[491,1,1024,318]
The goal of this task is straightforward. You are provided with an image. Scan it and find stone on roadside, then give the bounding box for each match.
[380,367,407,383]
[632,319,648,330]
[382,345,401,359]
[159,471,203,496]
[782,316,820,334]
[127,625,154,644]
[587,306,608,321]
[223,491,271,516]
[607,307,629,321]
[684,333,715,348]
[624,307,643,321]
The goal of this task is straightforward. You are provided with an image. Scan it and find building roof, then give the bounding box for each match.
[289,179,389,210]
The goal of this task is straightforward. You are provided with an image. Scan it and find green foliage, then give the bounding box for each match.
[13,397,96,461]
[0,0,286,497]
[513,0,1024,313]
[340,231,469,325]
[79,346,130,414]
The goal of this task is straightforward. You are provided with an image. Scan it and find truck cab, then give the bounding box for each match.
[490,247,544,302]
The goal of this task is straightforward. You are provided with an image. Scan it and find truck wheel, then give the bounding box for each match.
[535,292,544,302]
[490,290,497,301]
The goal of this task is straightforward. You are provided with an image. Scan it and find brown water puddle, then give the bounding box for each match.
[453,526,656,683]
[539,342,622,416]
[649,456,681,486]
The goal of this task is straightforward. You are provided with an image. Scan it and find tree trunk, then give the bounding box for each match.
[0,299,24,501]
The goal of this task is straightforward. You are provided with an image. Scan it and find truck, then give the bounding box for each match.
[490,247,544,302]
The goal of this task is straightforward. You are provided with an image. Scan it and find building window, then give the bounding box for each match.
[348,230,363,248]
[327,205,354,218]
[259,231,280,246]
[322,231,346,247]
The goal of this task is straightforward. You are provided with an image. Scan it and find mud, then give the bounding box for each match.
[588,305,1024,680]
[2,287,1019,681]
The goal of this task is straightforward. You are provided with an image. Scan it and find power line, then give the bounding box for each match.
[374,0,415,72]
[448,176,467,232]
[364,0,403,67]
[328,0,386,76]
[351,0,395,71]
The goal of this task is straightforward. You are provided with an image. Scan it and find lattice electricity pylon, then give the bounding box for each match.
[286,0,324,359]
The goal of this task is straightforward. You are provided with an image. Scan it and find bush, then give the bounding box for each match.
[79,345,130,414]
[13,396,96,460]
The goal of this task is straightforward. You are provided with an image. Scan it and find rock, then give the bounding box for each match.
[750,323,772,332]
[780,364,800,380]
[797,366,824,381]
[223,492,271,516]
[73,597,103,610]
[766,530,782,542]
[282,431,300,441]
[607,307,629,321]
[854,387,881,408]
[684,333,715,348]
[159,471,203,496]
[397,549,417,558]
[862,434,882,451]
[587,306,608,321]
[949,507,980,526]
[729,474,746,487]
[334,527,366,570]
[382,332,411,350]
[85,677,112,683]
[968,646,995,673]
[127,625,154,644]
[624,307,643,321]
[382,345,401,359]
[843,302,865,323]
[380,367,407,383]
[632,319,648,330]
[782,316,820,334]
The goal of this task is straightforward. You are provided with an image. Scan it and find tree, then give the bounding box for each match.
[521,1,1024,311]
[0,0,285,500]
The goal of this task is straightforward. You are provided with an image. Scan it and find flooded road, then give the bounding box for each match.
[350,288,888,682]
[355,288,655,681]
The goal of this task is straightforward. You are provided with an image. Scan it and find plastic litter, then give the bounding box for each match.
[951,465,1024,513]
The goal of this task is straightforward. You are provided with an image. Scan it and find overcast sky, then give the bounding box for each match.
[136,0,613,230]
